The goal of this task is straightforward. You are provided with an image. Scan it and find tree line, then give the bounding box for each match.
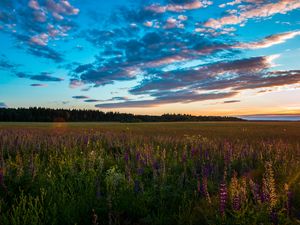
[0,107,244,122]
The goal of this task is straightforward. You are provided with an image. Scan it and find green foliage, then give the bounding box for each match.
[0,122,300,225]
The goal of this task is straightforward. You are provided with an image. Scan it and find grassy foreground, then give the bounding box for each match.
[1,122,300,225]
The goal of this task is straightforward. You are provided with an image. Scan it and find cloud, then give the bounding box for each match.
[143,21,154,27]
[30,33,49,46]
[223,100,240,103]
[72,95,89,99]
[27,44,64,62]
[111,97,130,101]
[219,0,259,8]
[0,102,8,108]
[30,73,64,82]
[0,0,78,63]
[17,72,64,82]
[30,83,48,87]
[13,34,64,62]
[69,79,84,88]
[95,91,237,108]
[205,0,300,28]
[84,99,100,103]
[78,28,239,88]
[236,30,300,49]
[28,0,40,10]
[46,0,80,17]
[0,55,19,72]
[130,56,271,95]
[145,0,213,13]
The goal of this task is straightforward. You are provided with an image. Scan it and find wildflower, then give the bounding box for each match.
[181,153,187,163]
[240,177,247,203]
[134,180,140,193]
[201,176,211,204]
[284,183,292,216]
[262,162,277,210]
[153,160,160,171]
[124,151,129,163]
[136,152,141,162]
[191,147,196,158]
[137,167,144,176]
[229,172,241,211]
[270,210,279,225]
[219,181,228,217]
[249,179,261,204]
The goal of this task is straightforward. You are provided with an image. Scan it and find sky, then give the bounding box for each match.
[1,0,300,119]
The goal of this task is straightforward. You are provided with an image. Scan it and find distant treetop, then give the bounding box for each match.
[0,107,244,122]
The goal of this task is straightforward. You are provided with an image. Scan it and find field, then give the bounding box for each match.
[1,122,300,225]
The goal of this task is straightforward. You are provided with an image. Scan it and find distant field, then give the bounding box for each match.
[1,121,300,142]
[1,122,300,225]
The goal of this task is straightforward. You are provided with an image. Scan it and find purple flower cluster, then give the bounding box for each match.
[219,181,227,217]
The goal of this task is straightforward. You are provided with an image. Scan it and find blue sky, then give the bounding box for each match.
[1,0,300,117]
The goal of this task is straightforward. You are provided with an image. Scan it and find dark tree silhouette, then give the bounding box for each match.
[0,107,244,122]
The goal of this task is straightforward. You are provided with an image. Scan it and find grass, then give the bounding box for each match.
[1,122,300,225]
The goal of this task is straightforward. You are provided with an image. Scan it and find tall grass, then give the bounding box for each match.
[1,122,300,225]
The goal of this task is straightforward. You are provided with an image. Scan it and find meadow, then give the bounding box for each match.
[1,122,300,225]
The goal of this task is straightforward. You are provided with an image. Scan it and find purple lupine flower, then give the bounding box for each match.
[249,179,261,203]
[124,151,129,163]
[181,153,187,163]
[136,152,141,162]
[134,180,140,193]
[153,160,160,171]
[219,181,227,217]
[191,147,196,158]
[137,167,144,176]
[270,210,279,225]
[261,177,270,203]
[202,164,210,178]
[201,176,211,204]
[232,195,241,211]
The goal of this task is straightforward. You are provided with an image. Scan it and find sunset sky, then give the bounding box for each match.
[1,0,300,119]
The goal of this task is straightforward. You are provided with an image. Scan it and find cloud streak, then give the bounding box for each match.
[205,0,300,28]
[96,92,237,108]
[145,0,213,13]
[236,30,300,49]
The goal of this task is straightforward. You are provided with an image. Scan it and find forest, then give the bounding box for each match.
[0,107,244,122]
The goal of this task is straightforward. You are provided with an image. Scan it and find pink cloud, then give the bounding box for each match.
[69,79,84,89]
[164,17,178,29]
[145,55,188,67]
[178,15,188,21]
[205,0,300,28]
[30,33,49,46]
[28,0,40,10]
[34,10,47,22]
[145,0,213,13]
[46,0,79,17]
[143,21,153,27]
[236,30,300,49]
[52,12,64,20]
